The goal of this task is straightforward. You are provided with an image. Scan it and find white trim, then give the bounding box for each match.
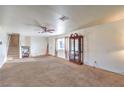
[0,55,6,68]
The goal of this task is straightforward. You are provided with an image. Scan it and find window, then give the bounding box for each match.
[57,38,65,50]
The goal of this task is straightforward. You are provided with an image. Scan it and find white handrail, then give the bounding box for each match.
[6,34,11,56]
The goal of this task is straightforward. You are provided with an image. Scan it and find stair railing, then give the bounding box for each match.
[6,34,11,56]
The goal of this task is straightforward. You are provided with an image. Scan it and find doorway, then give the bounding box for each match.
[56,38,65,59]
[55,37,70,60]
[7,34,20,60]
[9,34,19,47]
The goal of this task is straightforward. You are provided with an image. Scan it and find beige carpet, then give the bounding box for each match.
[0,56,124,87]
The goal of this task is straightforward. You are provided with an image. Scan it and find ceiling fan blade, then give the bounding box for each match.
[42,30,48,33]
[47,29,55,31]
[38,30,54,33]
[48,31,53,33]
[26,23,41,27]
[47,30,54,33]
[32,20,47,30]
[34,20,41,26]
[26,20,55,33]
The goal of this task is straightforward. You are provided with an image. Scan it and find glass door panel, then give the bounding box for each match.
[75,39,79,62]
[70,39,75,61]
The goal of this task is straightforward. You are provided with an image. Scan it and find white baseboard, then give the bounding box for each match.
[0,56,7,68]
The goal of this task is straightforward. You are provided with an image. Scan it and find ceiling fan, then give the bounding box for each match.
[37,25,55,33]
[27,20,55,33]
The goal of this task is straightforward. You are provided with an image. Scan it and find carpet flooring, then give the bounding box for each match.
[0,56,124,87]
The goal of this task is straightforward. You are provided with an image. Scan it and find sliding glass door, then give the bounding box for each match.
[56,38,65,59]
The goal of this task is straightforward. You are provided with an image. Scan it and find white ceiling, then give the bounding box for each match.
[1,5,124,37]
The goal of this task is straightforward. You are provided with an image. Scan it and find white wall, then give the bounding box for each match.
[20,35,47,57]
[30,36,47,57]
[48,38,55,56]
[20,36,31,46]
[19,35,31,58]
[0,31,7,68]
[48,19,124,75]
[84,20,124,74]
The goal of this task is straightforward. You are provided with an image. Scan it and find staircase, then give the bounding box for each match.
[7,34,19,61]
[7,47,19,60]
